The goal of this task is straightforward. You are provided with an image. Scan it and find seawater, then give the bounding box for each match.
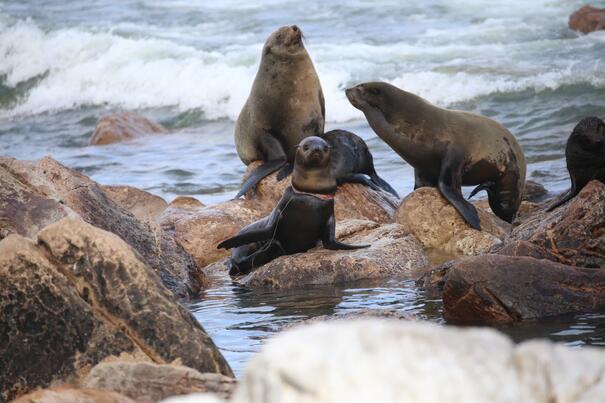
[0,0,604,375]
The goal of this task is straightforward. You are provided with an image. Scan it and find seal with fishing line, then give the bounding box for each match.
[218,136,368,275]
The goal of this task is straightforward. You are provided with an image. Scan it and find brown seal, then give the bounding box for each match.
[234,25,325,198]
[346,81,526,229]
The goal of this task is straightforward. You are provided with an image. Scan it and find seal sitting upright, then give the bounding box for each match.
[234,25,325,198]
[218,136,368,275]
[547,117,605,211]
[346,82,526,229]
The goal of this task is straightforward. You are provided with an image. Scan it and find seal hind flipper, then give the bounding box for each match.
[546,188,576,212]
[217,211,281,250]
[438,153,481,230]
[322,215,369,250]
[229,240,285,276]
[369,171,399,197]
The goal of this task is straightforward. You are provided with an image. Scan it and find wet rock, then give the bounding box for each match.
[502,180,605,268]
[442,254,605,323]
[89,112,167,145]
[102,185,168,224]
[12,386,135,403]
[521,180,548,203]
[160,199,266,269]
[415,260,457,299]
[244,161,400,224]
[0,156,203,297]
[396,187,510,258]
[283,309,415,330]
[569,5,605,34]
[0,218,232,401]
[83,361,236,401]
[240,220,428,289]
[231,320,605,403]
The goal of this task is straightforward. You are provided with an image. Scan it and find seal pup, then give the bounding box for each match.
[547,116,605,211]
[346,82,526,229]
[321,129,398,197]
[218,136,368,275]
[234,25,325,198]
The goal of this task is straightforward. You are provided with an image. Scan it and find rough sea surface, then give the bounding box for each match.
[1,0,604,374]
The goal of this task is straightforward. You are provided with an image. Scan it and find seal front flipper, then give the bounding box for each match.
[369,170,399,197]
[339,173,382,192]
[217,210,281,250]
[235,132,287,198]
[438,152,481,230]
[467,181,496,200]
[322,214,370,250]
[546,188,576,212]
[276,163,294,181]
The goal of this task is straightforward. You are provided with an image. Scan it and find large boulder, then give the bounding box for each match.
[501,180,605,268]
[12,387,135,403]
[240,220,428,289]
[227,320,605,403]
[0,156,203,297]
[0,218,232,401]
[83,361,236,401]
[396,187,510,259]
[102,185,168,224]
[89,112,167,145]
[442,254,605,323]
[569,5,605,34]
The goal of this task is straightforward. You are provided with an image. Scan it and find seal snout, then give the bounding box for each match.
[345,86,364,109]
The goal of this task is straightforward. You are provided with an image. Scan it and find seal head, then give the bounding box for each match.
[292,136,337,194]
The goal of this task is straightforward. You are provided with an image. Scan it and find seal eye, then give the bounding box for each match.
[303,145,310,151]
[368,88,380,96]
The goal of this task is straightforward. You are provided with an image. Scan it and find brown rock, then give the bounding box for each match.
[396,187,510,259]
[89,112,167,145]
[283,309,416,331]
[442,254,605,323]
[0,218,232,401]
[0,156,203,297]
[12,386,135,403]
[82,361,236,401]
[240,220,428,289]
[569,5,605,34]
[503,180,605,268]
[244,161,400,224]
[102,185,168,224]
[521,180,548,203]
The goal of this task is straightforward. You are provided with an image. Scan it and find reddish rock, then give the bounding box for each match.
[12,386,135,403]
[0,156,203,297]
[569,5,605,34]
[0,218,232,401]
[102,185,168,224]
[240,220,428,289]
[442,254,605,323]
[89,112,167,145]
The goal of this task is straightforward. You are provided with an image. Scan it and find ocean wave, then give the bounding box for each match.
[0,14,603,123]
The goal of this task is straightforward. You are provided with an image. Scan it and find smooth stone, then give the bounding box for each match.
[228,320,605,403]
[239,220,428,289]
[12,386,135,403]
[89,112,167,145]
[83,361,236,401]
[0,156,202,297]
[569,5,605,34]
[396,187,510,258]
[102,185,168,224]
[442,254,605,323]
[0,217,232,401]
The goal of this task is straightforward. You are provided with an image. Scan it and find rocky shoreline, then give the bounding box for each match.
[2,113,605,401]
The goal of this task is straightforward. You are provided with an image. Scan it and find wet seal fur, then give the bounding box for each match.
[548,117,605,211]
[218,137,368,276]
[321,129,398,197]
[346,82,526,229]
[234,25,325,198]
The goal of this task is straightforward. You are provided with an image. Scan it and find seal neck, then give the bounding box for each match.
[291,185,335,200]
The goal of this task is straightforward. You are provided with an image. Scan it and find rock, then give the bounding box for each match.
[283,309,415,330]
[162,394,226,403]
[396,187,510,259]
[89,112,167,145]
[569,5,605,34]
[231,320,605,403]
[12,386,135,403]
[244,161,400,224]
[83,361,236,401]
[521,180,548,203]
[102,185,168,224]
[0,218,232,401]
[240,220,428,289]
[0,156,203,297]
[502,180,605,268]
[415,260,457,299]
[442,254,605,323]
[160,199,266,269]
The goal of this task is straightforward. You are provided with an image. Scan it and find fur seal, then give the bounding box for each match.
[346,82,526,229]
[321,129,398,197]
[218,136,368,275]
[234,25,325,198]
[547,116,605,211]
